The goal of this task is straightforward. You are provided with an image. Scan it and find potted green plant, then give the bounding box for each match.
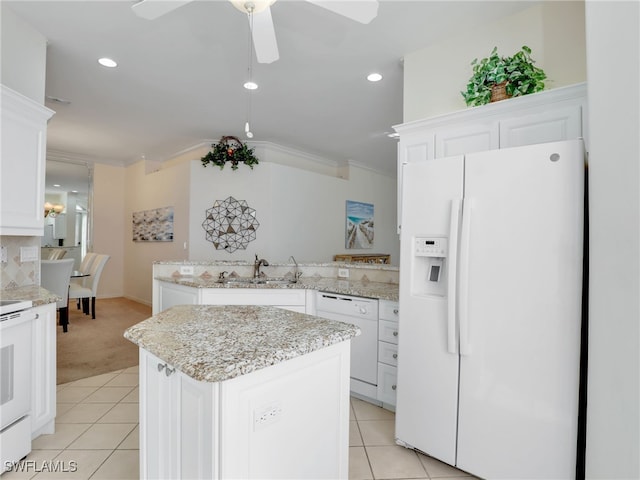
[201,135,259,170]
[461,45,547,107]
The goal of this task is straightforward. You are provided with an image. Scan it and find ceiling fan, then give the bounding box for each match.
[132,0,379,64]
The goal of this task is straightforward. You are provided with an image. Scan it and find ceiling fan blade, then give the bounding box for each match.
[250,7,279,64]
[306,0,378,24]
[131,0,193,20]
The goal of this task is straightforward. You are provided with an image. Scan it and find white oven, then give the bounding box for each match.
[0,300,35,471]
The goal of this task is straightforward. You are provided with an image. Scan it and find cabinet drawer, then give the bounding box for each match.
[378,300,399,322]
[379,320,399,345]
[378,341,398,367]
[377,363,398,406]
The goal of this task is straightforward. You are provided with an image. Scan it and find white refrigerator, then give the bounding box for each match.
[395,139,584,480]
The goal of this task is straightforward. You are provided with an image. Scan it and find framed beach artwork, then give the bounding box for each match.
[345,200,374,249]
[132,206,174,242]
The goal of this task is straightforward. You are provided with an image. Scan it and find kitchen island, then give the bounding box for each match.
[124,304,360,480]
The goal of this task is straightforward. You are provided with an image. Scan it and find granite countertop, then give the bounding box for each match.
[124,304,361,383]
[155,276,399,302]
[0,285,60,306]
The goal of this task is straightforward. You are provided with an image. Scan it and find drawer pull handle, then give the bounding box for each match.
[392,353,398,359]
[393,331,398,337]
[157,363,165,372]
[165,366,175,377]
[393,309,399,314]
[392,385,397,390]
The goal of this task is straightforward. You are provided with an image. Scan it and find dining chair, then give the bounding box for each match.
[40,258,75,333]
[69,254,110,319]
[71,252,97,289]
[47,248,67,260]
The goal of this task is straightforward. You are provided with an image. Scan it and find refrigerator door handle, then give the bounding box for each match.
[459,197,474,356]
[447,199,461,354]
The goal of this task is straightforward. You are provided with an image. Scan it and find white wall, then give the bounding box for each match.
[121,144,397,304]
[123,158,192,304]
[188,159,398,264]
[0,4,47,103]
[403,2,586,122]
[92,164,126,299]
[584,2,639,478]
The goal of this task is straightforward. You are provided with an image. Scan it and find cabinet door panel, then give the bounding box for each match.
[140,350,175,479]
[435,122,499,158]
[377,363,398,405]
[178,375,215,480]
[499,105,582,148]
[0,87,53,235]
[159,283,198,312]
[31,304,56,437]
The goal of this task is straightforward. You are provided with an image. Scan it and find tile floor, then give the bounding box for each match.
[4,367,475,479]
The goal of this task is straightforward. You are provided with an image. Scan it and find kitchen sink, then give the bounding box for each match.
[218,277,297,286]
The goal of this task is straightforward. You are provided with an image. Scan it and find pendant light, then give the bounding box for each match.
[244,3,257,139]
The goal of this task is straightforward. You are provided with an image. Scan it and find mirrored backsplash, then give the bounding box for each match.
[0,236,40,290]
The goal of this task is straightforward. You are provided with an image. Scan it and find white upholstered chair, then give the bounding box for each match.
[41,258,75,332]
[47,248,67,260]
[69,254,110,319]
[71,252,97,290]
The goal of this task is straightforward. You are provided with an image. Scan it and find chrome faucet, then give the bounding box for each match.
[253,254,269,278]
[289,255,301,282]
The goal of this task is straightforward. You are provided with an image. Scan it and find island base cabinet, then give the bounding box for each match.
[139,341,351,479]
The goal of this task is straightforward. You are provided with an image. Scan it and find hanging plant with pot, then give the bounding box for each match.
[201,135,259,170]
[461,45,547,107]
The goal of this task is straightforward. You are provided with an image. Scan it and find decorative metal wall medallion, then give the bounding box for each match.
[202,196,259,252]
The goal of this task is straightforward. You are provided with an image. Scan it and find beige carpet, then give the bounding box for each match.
[56,297,152,384]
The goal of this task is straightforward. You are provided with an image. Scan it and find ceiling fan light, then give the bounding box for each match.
[244,81,258,90]
[367,73,383,82]
[231,0,276,15]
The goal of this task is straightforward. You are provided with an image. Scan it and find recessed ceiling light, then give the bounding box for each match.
[98,57,118,68]
[244,81,258,90]
[367,73,383,82]
[53,184,61,187]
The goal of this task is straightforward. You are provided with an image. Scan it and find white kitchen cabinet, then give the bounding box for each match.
[158,282,198,313]
[377,300,399,407]
[30,303,56,438]
[0,85,54,236]
[200,288,307,313]
[396,83,587,233]
[139,349,215,480]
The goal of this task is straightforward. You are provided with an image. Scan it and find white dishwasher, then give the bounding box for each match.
[316,292,378,397]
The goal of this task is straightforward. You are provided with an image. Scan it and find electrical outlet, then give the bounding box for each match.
[0,246,7,263]
[179,265,194,276]
[20,246,38,262]
[338,268,349,279]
